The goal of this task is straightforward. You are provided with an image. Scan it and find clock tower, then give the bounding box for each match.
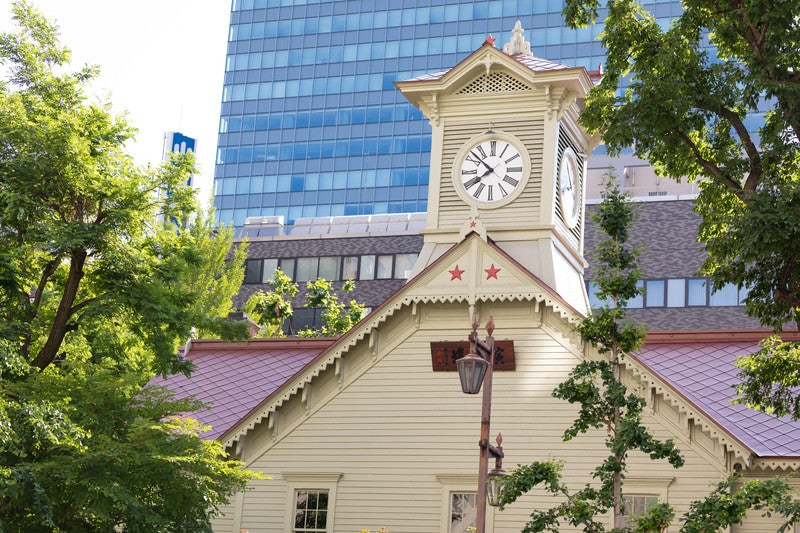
[395,22,600,314]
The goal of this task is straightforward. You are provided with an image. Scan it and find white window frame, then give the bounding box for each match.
[619,476,675,529]
[282,473,343,533]
[436,474,490,533]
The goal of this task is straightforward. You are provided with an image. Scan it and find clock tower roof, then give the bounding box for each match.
[395,23,599,109]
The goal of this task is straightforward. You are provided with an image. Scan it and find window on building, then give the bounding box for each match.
[620,494,659,529]
[626,280,644,309]
[738,284,750,305]
[284,473,341,533]
[394,253,417,279]
[342,256,359,280]
[687,278,707,306]
[709,282,739,306]
[586,280,605,309]
[296,257,320,282]
[292,489,329,533]
[318,256,340,280]
[666,278,685,307]
[243,259,262,284]
[262,258,278,283]
[449,492,477,533]
[645,279,665,307]
[291,308,317,335]
[360,255,376,280]
[279,258,296,280]
[376,254,394,279]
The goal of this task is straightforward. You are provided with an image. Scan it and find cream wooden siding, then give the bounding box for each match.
[215,300,760,533]
[438,119,544,230]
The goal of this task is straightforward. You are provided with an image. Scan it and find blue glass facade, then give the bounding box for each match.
[214,0,684,226]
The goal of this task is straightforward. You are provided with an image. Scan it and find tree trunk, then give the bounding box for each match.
[31,249,87,369]
[612,357,623,529]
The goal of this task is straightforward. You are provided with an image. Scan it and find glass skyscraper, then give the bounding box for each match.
[213,0,684,227]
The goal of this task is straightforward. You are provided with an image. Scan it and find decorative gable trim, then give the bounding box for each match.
[221,288,579,449]
[456,71,532,95]
[623,354,755,471]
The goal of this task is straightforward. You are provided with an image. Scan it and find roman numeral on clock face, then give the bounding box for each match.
[463,176,482,189]
[465,153,481,166]
[503,175,519,187]
[473,183,486,198]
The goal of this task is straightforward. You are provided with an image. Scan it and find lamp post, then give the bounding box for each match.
[455,317,509,533]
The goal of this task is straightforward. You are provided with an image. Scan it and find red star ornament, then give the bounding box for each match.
[484,264,501,279]
[449,265,465,281]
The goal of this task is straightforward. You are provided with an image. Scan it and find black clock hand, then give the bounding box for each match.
[470,151,494,173]
[479,166,495,179]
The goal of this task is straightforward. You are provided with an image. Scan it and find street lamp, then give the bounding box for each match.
[456,317,509,533]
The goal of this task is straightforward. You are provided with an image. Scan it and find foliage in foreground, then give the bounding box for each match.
[0,2,257,530]
[498,185,799,531]
[562,0,800,418]
[245,270,367,337]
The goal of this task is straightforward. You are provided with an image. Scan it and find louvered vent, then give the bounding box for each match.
[556,124,584,241]
[457,72,532,95]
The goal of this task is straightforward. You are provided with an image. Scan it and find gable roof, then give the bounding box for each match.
[150,338,333,439]
[633,331,800,461]
[215,231,584,446]
[395,40,596,109]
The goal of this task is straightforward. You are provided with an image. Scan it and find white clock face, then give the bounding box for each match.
[559,147,580,228]
[458,138,525,204]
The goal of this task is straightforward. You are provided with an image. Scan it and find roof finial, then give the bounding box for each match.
[503,20,532,57]
[485,34,496,46]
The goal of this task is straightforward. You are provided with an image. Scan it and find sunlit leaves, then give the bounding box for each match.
[244,268,299,337]
[566,0,800,439]
[0,2,255,529]
[736,336,800,419]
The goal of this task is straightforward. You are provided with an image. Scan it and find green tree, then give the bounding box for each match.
[244,271,367,338]
[499,183,683,532]
[0,2,256,530]
[561,0,800,418]
[500,184,800,531]
[243,268,299,337]
[299,278,367,337]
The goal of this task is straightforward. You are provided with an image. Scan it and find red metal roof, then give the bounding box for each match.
[635,330,800,458]
[152,326,800,459]
[401,49,578,84]
[149,338,333,439]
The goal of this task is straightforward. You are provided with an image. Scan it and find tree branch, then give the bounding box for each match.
[716,106,762,191]
[31,248,87,370]
[670,127,744,193]
[731,4,800,143]
[70,297,96,315]
[20,254,63,361]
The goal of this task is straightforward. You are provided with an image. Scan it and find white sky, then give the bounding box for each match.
[0,0,232,203]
